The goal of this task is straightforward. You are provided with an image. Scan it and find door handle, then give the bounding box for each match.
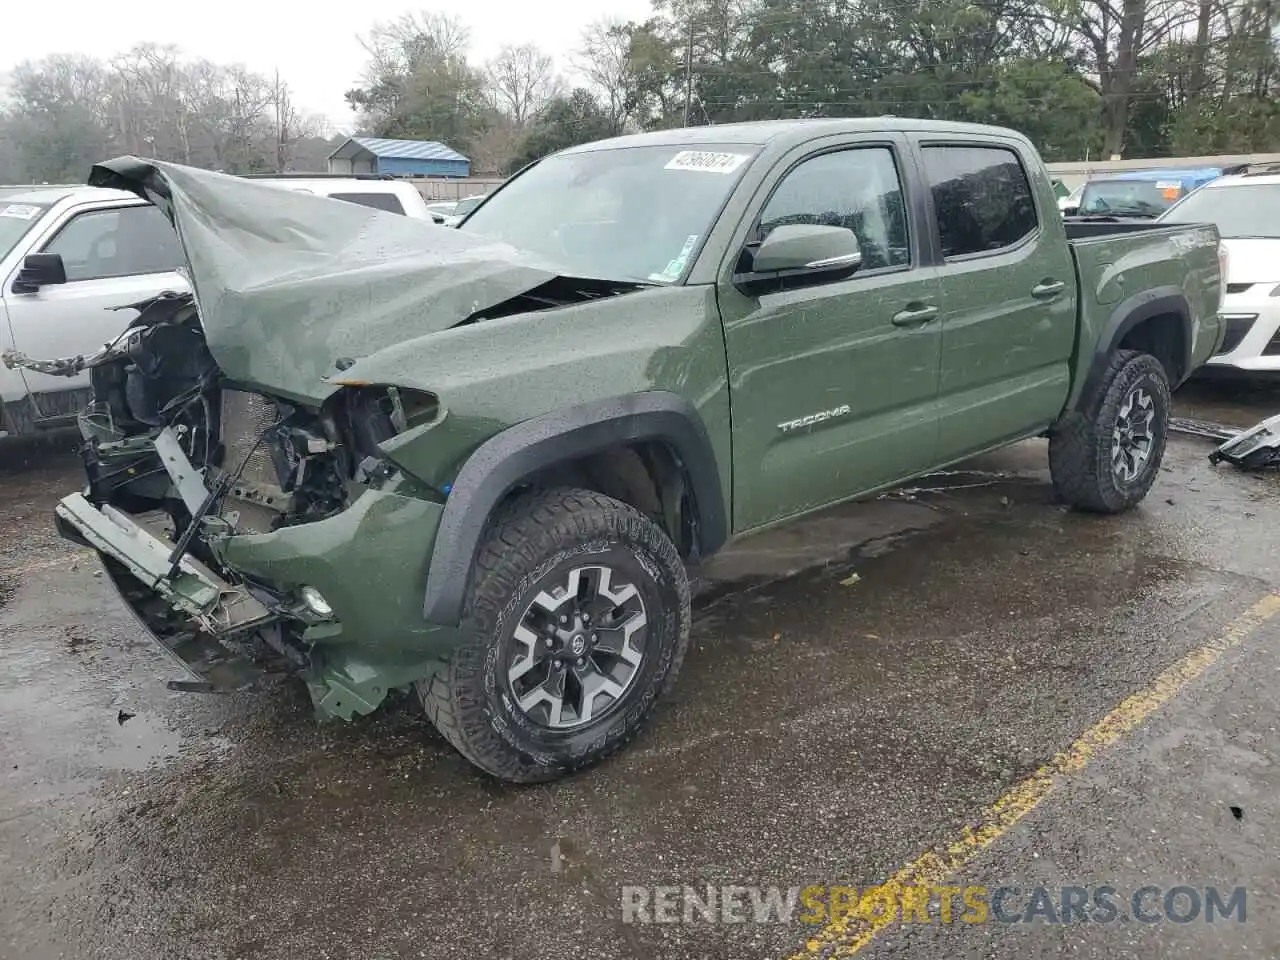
[891,304,938,327]
[1031,280,1066,299]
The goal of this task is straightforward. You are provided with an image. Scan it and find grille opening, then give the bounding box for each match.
[220,390,285,485]
[1216,315,1257,356]
[1226,282,1254,295]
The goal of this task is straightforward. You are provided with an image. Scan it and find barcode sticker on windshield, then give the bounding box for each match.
[0,204,40,220]
[665,151,749,174]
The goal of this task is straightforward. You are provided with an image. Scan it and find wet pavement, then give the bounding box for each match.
[1,379,1278,960]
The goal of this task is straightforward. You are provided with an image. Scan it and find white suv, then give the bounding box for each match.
[1157,167,1280,374]
[246,175,435,220]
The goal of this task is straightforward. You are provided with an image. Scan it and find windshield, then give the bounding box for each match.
[1157,183,1280,238]
[453,195,484,216]
[460,144,760,283]
[1077,179,1175,217]
[0,202,49,260]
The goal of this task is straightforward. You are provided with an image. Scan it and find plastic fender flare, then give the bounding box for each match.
[421,391,728,626]
[1073,286,1192,411]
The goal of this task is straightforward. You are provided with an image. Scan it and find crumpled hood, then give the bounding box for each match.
[88,157,575,405]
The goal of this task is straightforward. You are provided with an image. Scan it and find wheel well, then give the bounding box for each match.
[1118,312,1186,384]
[510,442,698,558]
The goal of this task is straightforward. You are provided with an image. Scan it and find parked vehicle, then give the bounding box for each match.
[0,177,431,441]
[441,194,486,227]
[34,119,1223,783]
[1156,163,1280,375]
[1069,167,1223,218]
[0,186,188,440]
[1058,183,1084,214]
[242,174,435,220]
[424,201,457,224]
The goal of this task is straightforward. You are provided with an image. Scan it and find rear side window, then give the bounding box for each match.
[922,146,1038,258]
[328,192,406,215]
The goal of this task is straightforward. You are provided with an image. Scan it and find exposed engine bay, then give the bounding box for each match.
[7,292,406,546]
[3,291,424,690]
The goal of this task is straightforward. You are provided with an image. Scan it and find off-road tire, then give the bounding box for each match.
[418,487,691,783]
[1049,349,1171,513]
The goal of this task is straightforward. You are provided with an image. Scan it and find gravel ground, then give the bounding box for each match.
[1,378,1278,960]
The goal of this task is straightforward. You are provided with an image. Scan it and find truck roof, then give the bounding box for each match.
[558,117,1032,155]
[0,184,139,205]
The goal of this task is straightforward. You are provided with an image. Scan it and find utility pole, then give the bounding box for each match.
[683,9,694,126]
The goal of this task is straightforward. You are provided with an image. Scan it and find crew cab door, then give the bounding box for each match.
[910,139,1078,462]
[4,201,187,424]
[717,137,944,531]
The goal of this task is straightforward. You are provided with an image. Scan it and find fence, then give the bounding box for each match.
[1046,152,1280,190]
[408,177,505,201]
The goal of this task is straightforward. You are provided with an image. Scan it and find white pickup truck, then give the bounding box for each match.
[1,176,432,441]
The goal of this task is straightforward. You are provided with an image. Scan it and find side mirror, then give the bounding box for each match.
[735,224,862,294]
[13,252,67,294]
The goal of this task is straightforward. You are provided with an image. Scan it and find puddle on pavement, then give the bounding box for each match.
[1175,379,1280,430]
[92,712,185,771]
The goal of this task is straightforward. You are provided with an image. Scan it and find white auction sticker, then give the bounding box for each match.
[0,204,41,220]
[664,151,750,174]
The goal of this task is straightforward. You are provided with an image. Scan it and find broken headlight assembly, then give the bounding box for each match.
[331,384,442,485]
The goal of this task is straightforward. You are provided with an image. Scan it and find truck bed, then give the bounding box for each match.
[1063,219,1223,408]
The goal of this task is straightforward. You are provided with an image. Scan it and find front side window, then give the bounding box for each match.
[329,192,407,215]
[43,205,182,281]
[922,146,1038,258]
[757,147,910,271]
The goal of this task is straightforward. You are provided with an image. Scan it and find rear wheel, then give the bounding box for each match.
[418,487,690,783]
[1049,349,1171,513]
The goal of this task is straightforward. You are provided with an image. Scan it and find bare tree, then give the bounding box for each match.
[572,18,634,134]
[487,44,559,127]
[1072,0,1196,156]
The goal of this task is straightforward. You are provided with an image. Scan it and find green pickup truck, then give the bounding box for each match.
[45,119,1224,782]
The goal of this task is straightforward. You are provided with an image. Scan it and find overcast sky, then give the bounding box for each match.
[3,0,655,132]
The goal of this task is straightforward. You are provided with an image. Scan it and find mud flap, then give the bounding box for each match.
[1208,412,1280,470]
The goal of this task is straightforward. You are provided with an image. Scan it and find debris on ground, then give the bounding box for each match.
[1208,412,1280,471]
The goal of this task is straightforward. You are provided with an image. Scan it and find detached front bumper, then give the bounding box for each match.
[55,456,461,720]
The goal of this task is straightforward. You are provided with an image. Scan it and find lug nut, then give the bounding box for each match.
[559,615,568,624]
[591,633,598,642]
[575,657,584,667]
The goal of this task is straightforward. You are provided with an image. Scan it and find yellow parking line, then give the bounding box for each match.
[790,593,1280,958]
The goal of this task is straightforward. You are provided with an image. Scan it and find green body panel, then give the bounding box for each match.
[929,140,1079,463]
[353,285,734,515]
[718,265,945,529]
[215,475,455,657]
[1065,224,1224,410]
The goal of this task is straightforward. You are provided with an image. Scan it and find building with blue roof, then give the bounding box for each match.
[326,137,471,178]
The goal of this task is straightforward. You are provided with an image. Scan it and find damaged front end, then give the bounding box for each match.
[44,291,452,716]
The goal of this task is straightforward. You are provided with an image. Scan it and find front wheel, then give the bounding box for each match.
[1049,349,1171,513]
[418,487,691,783]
